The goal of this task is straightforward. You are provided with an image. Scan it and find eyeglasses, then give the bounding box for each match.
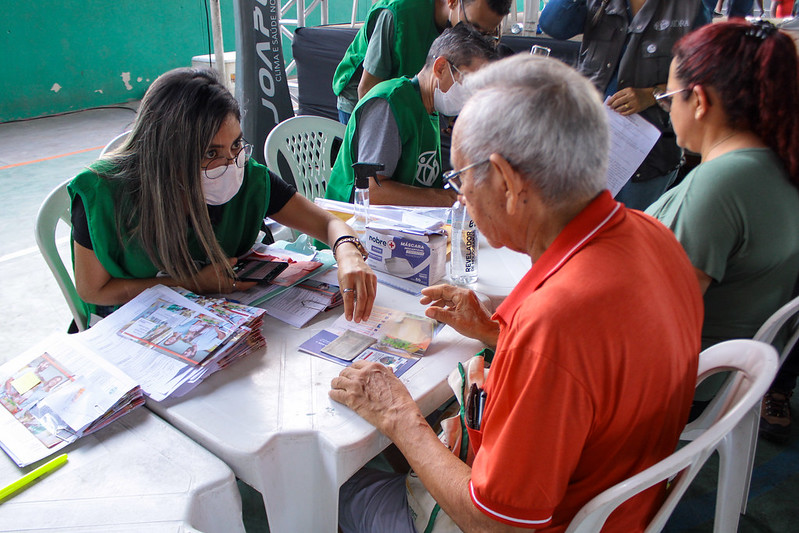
[459,0,501,42]
[449,61,466,83]
[202,142,253,179]
[443,158,490,194]
[654,88,689,113]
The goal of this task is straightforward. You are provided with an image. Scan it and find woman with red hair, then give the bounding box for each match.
[646,19,799,432]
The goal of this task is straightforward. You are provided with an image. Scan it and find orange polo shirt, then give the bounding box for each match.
[468,191,703,531]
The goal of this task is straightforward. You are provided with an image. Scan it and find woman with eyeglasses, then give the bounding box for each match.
[68,68,376,323]
[646,20,799,351]
[539,0,711,211]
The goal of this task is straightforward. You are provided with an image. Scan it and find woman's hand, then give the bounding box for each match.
[190,257,257,294]
[335,244,377,323]
[420,284,500,348]
[607,87,657,116]
[269,192,377,321]
[73,242,255,306]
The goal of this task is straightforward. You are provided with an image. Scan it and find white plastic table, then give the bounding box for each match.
[0,408,245,533]
[148,242,530,533]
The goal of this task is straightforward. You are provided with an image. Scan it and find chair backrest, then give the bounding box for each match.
[565,339,778,533]
[264,115,346,203]
[34,179,89,331]
[100,130,130,157]
[753,294,799,367]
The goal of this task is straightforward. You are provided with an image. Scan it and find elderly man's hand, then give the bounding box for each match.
[420,285,500,348]
[329,361,420,437]
[607,87,656,116]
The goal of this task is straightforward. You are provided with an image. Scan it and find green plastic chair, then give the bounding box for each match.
[34,179,90,331]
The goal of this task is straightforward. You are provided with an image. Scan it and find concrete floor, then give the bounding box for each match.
[0,105,138,365]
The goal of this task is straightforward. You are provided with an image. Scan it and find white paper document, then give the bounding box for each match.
[604,104,662,196]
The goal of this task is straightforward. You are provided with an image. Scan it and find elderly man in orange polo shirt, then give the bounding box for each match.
[330,54,703,533]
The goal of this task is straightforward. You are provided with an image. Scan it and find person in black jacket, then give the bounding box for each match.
[540,0,710,210]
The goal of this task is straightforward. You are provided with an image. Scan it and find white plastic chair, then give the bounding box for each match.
[565,339,778,533]
[35,179,90,331]
[99,130,130,157]
[264,115,345,203]
[728,294,799,519]
[678,294,799,530]
[35,131,128,331]
[754,295,799,367]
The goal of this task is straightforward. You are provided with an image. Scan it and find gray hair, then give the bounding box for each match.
[100,68,240,284]
[457,54,608,207]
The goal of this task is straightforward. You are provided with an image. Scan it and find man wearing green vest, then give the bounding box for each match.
[326,24,497,207]
[333,0,511,124]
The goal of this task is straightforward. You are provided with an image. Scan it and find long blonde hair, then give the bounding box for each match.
[101,68,238,286]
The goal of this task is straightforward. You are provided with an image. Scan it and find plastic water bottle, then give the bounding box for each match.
[450,201,478,284]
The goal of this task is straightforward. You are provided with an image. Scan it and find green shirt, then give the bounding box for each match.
[67,159,272,315]
[646,149,799,347]
[326,77,442,203]
[332,0,440,102]
[336,9,396,114]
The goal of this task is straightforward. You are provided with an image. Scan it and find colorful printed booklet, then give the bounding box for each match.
[225,244,334,307]
[258,267,343,328]
[0,285,264,467]
[299,306,442,377]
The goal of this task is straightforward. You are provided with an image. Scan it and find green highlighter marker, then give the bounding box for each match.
[0,453,68,502]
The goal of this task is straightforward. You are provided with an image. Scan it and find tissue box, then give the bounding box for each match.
[364,228,447,286]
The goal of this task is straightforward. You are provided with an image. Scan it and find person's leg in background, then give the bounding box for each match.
[774,0,796,17]
[727,0,755,17]
[339,468,417,533]
[761,344,799,443]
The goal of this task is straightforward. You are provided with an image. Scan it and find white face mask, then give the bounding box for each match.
[434,63,470,117]
[202,158,245,205]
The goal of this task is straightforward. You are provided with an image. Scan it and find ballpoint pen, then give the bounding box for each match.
[0,453,68,502]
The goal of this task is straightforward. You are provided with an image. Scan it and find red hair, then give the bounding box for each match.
[673,20,799,186]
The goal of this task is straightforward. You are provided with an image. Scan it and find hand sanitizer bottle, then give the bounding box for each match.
[350,162,385,242]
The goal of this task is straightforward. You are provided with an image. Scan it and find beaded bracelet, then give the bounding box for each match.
[332,235,368,261]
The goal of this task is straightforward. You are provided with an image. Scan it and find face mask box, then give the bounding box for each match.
[364,227,447,286]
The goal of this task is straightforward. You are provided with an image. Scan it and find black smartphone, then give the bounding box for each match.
[233,259,289,284]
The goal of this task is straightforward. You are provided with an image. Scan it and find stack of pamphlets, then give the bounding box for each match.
[225,244,334,306]
[299,306,442,377]
[0,285,264,466]
[258,267,343,328]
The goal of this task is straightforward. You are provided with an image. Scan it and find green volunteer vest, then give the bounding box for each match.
[326,77,442,203]
[332,0,440,96]
[67,159,271,315]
